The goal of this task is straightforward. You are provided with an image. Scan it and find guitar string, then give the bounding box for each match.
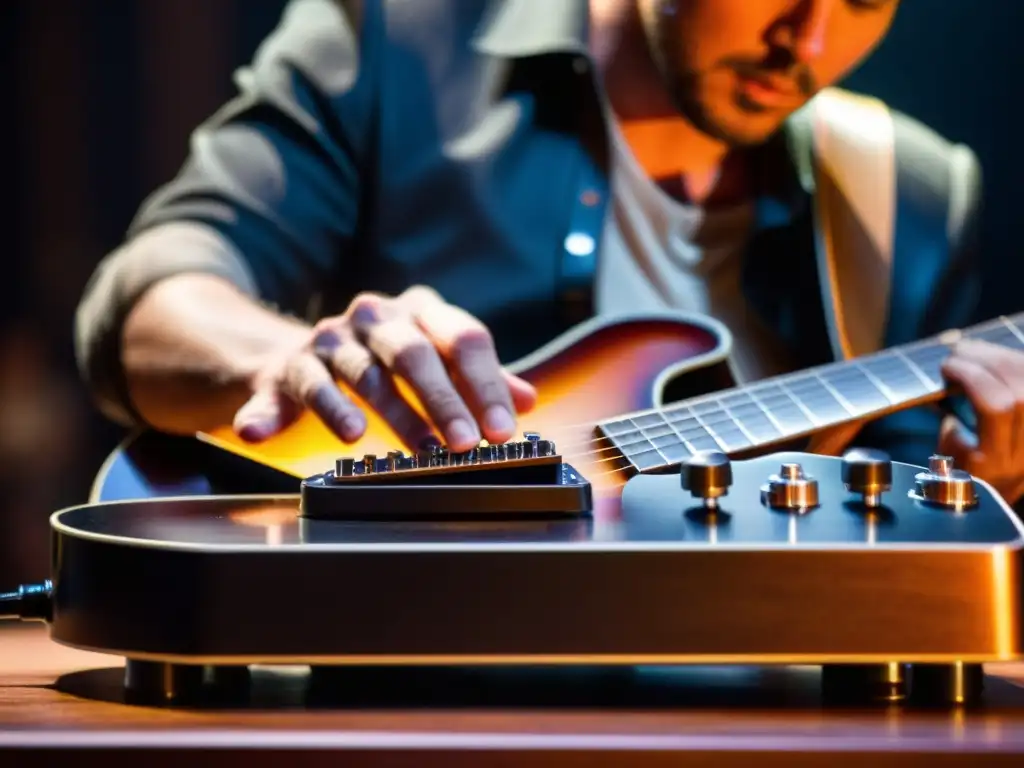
[545,352,947,460]
[338,316,1018,474]
[511,316,1024,468]
[556,315,1022,435]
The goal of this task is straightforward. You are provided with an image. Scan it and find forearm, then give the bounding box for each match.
[75,222,311,434]
[122,273,311,434]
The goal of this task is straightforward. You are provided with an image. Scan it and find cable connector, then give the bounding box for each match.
[0,580,53,621]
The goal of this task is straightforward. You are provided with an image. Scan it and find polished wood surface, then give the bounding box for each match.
[5,624,1024,765]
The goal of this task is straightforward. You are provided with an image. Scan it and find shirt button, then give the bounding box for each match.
[564,232,596,257]
[580,189,601,207]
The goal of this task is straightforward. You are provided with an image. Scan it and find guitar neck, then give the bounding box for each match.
[600,313,1024,472]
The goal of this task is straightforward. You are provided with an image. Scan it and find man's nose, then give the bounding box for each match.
[778,0,836,63]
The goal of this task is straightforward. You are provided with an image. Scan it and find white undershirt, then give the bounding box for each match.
[594,124,794,385]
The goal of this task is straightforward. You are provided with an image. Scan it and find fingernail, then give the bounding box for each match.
[351,304,379,326]
[483,405,515,436]
[238,420,274,442]
[339,414,366,443]
[311,329,343,356]
[446,418,480,450]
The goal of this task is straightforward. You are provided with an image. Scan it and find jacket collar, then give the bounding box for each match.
[471,0,590,57]
[472,0,812,227]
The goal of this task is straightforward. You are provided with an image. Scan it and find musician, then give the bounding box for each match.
[74,0,1024,506]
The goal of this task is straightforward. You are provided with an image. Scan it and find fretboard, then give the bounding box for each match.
[598,313,1024,472]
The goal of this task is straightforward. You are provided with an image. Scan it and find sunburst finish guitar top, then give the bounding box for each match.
[196,312,729,491]
[97,310,1024,516]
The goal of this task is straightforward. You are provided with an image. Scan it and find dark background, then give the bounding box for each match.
[0,0,1020,585]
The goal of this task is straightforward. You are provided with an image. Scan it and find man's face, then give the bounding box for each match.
[640,0,900,145]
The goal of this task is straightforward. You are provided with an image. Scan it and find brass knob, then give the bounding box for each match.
[761,463,820,512]
[914,455,978,511]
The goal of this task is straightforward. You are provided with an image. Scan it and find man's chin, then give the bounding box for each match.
[674,88,799,147]
[695,111,787,147]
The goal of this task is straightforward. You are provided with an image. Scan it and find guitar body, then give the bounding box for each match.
[95,312,741,506]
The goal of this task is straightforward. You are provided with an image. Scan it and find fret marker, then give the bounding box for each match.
[938,329,963,345]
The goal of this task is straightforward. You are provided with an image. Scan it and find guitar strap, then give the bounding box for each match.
[803,87,899,361]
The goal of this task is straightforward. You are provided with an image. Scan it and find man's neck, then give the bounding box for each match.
[589,0,749,205]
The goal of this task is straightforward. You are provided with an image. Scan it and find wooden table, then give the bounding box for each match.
[5,624,1024,766]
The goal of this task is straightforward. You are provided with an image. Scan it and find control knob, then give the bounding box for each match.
[681,451,732,510]
[841,448,892,508]
[761,463,819,512]
[913,455,978,511]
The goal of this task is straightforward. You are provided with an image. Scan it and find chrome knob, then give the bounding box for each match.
[386,450,404,471]
[361,454,377,474]
[929,455,954,475]
[681,451,732,510]
[913,454,978,511]
[761,462,820,511]
[841,448,893,508]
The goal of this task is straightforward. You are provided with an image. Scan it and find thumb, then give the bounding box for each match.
[937,413,978,462]
[233,386,301,443]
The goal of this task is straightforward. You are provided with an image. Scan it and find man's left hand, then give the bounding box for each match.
[939,339,1024,507]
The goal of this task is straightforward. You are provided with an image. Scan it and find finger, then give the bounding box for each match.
[357,317,481,451]
[937,413,981,469]
[940,354,1015,457]
[343,291,393,327]
[504,370,538,413]
[952,339,1024,458]
[402,288,538,409]
[280,352,368,443]
[314,329,437,450]
[398,284,446,311]
[233,387,303,443]
[953,339,1024,398]
[400,286,539,417]
[412,300,520,443]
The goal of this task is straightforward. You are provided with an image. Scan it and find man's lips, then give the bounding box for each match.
[736,73,805,107]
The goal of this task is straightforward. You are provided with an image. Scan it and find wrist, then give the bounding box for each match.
[121,275,314,433]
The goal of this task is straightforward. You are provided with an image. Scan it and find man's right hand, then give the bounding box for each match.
[231,286,537,452]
